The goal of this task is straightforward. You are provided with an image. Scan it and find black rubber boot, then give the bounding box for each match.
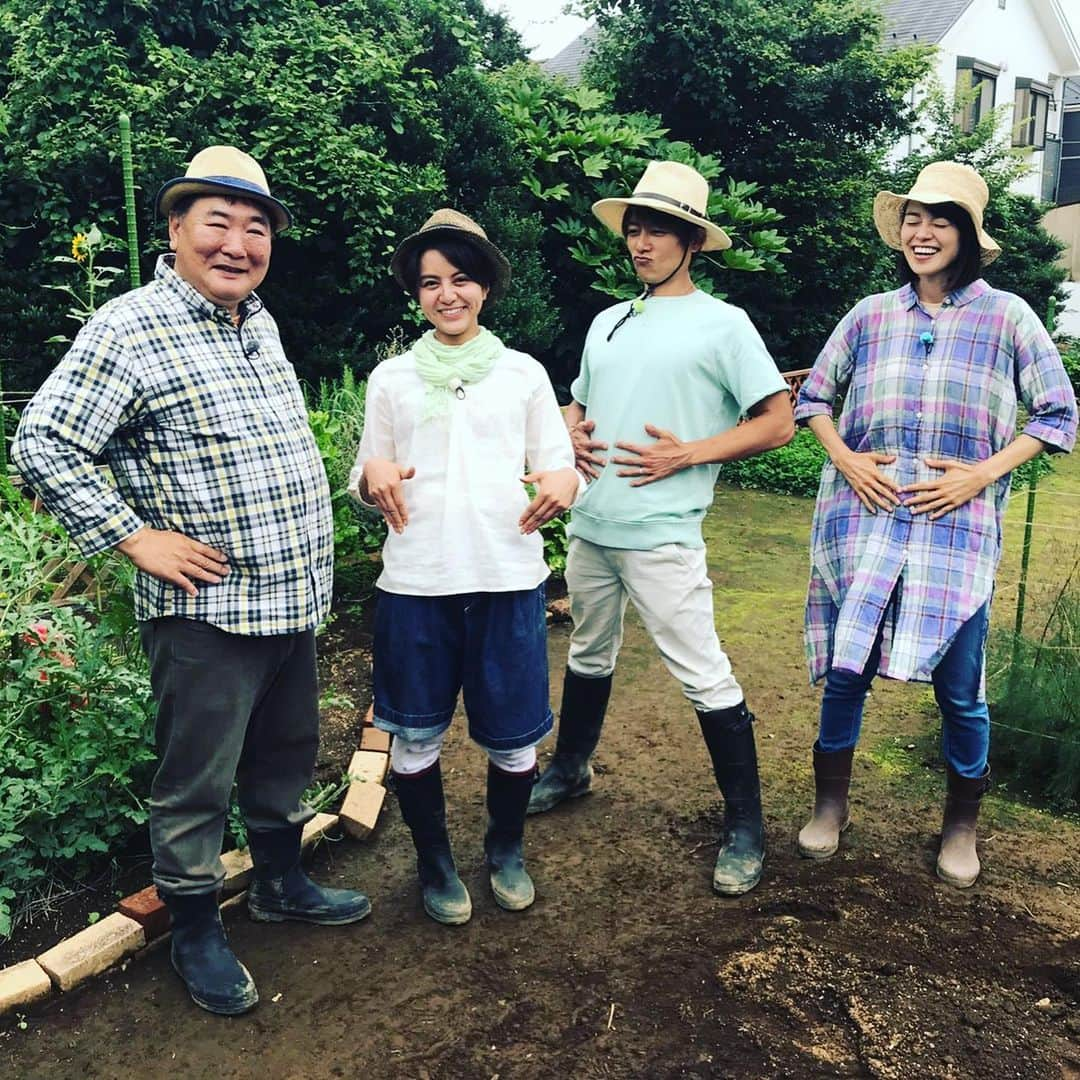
[486,762,536,911]
[246,825,371,925]
[163,891,259,1016]
[392,763,472,925]
[527,668,612,815]
[697,702,765,896]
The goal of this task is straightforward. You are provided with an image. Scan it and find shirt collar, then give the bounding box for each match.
[154,254,265,323]
[898,278,989,312]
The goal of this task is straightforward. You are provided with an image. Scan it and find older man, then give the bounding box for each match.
[13,146,369,1016]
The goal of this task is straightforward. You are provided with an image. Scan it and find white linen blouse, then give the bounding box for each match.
[348,346,579,595]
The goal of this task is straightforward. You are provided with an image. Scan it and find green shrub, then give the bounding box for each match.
[720,427,827,498]
[1058,337,1080,397]
[306,368,387,601]
[987,589,1080,810]
[0,491,155,939]
[540,511,569,579]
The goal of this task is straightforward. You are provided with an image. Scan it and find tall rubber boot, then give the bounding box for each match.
[392,762,472,925]
[936,765,990,888]
[485,762,536,911]
[797,744,854,859]
[247,825,371,925]
[527,668,612,815]
[163,890,259,1016]
[697,702,765,896]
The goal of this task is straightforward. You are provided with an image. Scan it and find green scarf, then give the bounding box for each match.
[412,327,504,421]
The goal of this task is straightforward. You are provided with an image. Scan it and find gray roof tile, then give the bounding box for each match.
[881,0,976,49]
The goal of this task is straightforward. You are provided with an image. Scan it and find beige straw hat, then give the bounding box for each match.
[873,161,1000,265]
[156,145,292,233]
[592,161,732,252]
[390,208,512,300]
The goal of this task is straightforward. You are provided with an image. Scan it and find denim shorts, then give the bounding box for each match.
[372,586,554,752]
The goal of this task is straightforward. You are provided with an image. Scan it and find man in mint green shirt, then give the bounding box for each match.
[528,161,794,897]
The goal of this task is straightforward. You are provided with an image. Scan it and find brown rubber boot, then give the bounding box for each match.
[797,745,854,859]
[936,766,990,888]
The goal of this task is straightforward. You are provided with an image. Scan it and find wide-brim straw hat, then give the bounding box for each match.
[390,209,512,300]
[592,161,731,252]
[156,145,292,233]
[873,161,1000,265]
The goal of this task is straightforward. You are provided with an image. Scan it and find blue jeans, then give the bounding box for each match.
[817,602,990,778]
[373,586,554,752]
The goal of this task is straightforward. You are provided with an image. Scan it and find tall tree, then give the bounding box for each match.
[579,0,929,367]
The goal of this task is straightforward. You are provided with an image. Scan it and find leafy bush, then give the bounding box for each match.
[720,427,827,498]
[0,487,155,939]
[1058,338,1080,396]
[540,512,569,578]
[306,368,387,600]
[988,588,1080,810]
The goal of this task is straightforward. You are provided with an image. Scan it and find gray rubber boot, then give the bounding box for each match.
[486,763,536,911]
[797,744,854,859]
[392,762,472,925]
[936,765,990,888]
[698,702,765,896]
[527,668,612,815]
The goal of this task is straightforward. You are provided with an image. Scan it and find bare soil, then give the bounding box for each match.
[3,461,1079,1080]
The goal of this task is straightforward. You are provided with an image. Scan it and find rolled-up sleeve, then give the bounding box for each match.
[1011,299,1078,453]
[794,303,863,425]
[12,318,145,556]
[526,368,584,501]
[347,367,395,507]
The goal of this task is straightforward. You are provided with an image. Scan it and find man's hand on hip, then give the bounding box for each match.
[117,527,229,597]
[613,424,695,486]
[571,419,608,481]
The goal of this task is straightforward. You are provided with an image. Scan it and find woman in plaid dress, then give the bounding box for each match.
[793,162,1076,887]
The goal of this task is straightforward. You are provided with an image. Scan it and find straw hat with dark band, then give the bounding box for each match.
[873,161,1000,265]
[156,145,292,233]
[592,161,731,252]
[390,209,512,300]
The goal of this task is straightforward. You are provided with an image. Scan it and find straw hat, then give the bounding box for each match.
[390,208,512,300]
[592,161,731,252]
[156,146,292,233]
[873,161,1000,265]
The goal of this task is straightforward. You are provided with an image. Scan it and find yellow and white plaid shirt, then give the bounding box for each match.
[13,255,333,635]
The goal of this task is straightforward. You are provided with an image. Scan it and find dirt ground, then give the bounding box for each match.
[3,464,1080,1079]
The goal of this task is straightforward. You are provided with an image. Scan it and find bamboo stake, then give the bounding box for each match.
[118,113,141,289]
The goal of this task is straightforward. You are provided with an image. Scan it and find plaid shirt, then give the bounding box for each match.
[795,280,1077,684]
[13,255,333,635]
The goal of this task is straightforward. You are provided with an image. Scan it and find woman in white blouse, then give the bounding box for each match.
[349,209,579,924]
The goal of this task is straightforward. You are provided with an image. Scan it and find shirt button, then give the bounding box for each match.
[923,364,929,370]
[916,411,922,419]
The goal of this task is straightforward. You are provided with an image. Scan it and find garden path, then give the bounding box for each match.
[3,458,1079,1078]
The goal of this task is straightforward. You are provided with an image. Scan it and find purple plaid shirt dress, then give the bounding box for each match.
[794,280,1077,685]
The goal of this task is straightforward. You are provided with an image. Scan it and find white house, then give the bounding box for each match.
[883,0,1080,204]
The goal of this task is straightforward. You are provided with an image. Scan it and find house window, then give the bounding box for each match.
[1013,78,1051,149]
[956,57,998,133]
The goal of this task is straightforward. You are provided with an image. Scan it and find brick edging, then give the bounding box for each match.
[0,704,386,1017]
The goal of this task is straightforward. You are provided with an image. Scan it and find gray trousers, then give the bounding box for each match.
[139,616,319,896]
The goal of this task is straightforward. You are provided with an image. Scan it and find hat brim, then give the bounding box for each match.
[592,196,731,252]
[390,226,512,301]
[873,190,1000,266]
[156,177,292,233]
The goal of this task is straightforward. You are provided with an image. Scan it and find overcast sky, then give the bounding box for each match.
[485,0,592,60]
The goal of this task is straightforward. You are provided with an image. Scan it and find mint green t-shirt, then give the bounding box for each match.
[568,290,786,550]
